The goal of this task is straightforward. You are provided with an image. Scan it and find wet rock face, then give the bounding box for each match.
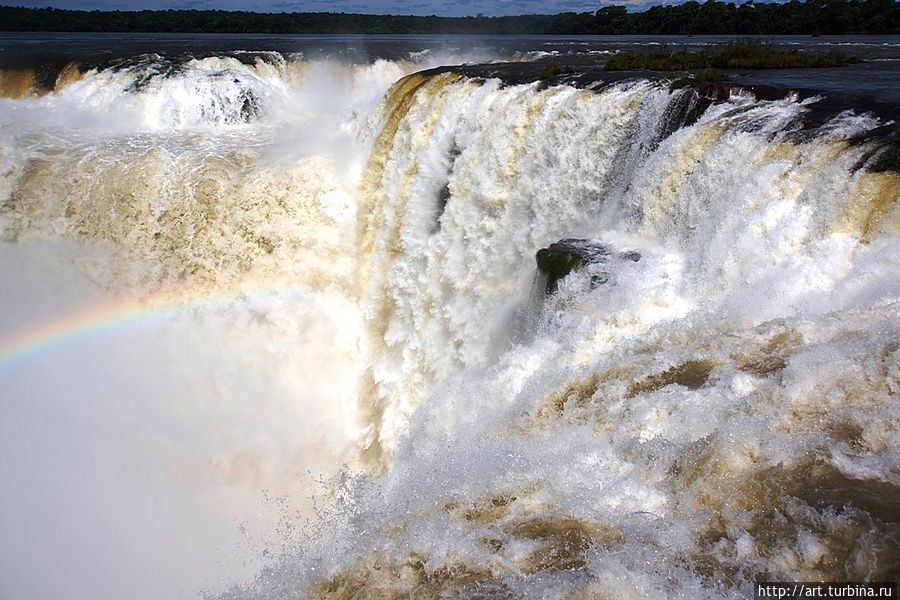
[535,238,640,295]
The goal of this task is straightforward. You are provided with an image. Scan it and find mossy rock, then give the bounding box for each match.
[536,247,584,294]
[536,239,640,295]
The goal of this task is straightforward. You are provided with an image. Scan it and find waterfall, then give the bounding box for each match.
[0,50,897,599]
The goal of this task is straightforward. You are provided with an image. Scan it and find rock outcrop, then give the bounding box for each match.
[536,239,640,295]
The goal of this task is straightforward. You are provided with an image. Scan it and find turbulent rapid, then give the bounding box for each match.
[0,37,897,600]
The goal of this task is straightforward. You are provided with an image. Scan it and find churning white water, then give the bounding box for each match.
[0,44,897,600]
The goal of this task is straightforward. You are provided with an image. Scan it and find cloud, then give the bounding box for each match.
[4,0,673,15]
[165,0,215,8]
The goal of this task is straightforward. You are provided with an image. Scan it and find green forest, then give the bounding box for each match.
[0,0,898,35]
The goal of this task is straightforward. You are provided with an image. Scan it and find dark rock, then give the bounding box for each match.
[535,238,640,295]
[238,89,260,123]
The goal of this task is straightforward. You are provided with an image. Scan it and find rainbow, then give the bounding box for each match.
[0,276,312,373]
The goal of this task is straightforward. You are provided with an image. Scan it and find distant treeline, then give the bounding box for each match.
[0,0,898,35]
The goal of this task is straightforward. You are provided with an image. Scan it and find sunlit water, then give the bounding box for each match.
[0,35,897,599]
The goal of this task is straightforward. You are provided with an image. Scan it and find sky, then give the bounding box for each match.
[5,0,652,17]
